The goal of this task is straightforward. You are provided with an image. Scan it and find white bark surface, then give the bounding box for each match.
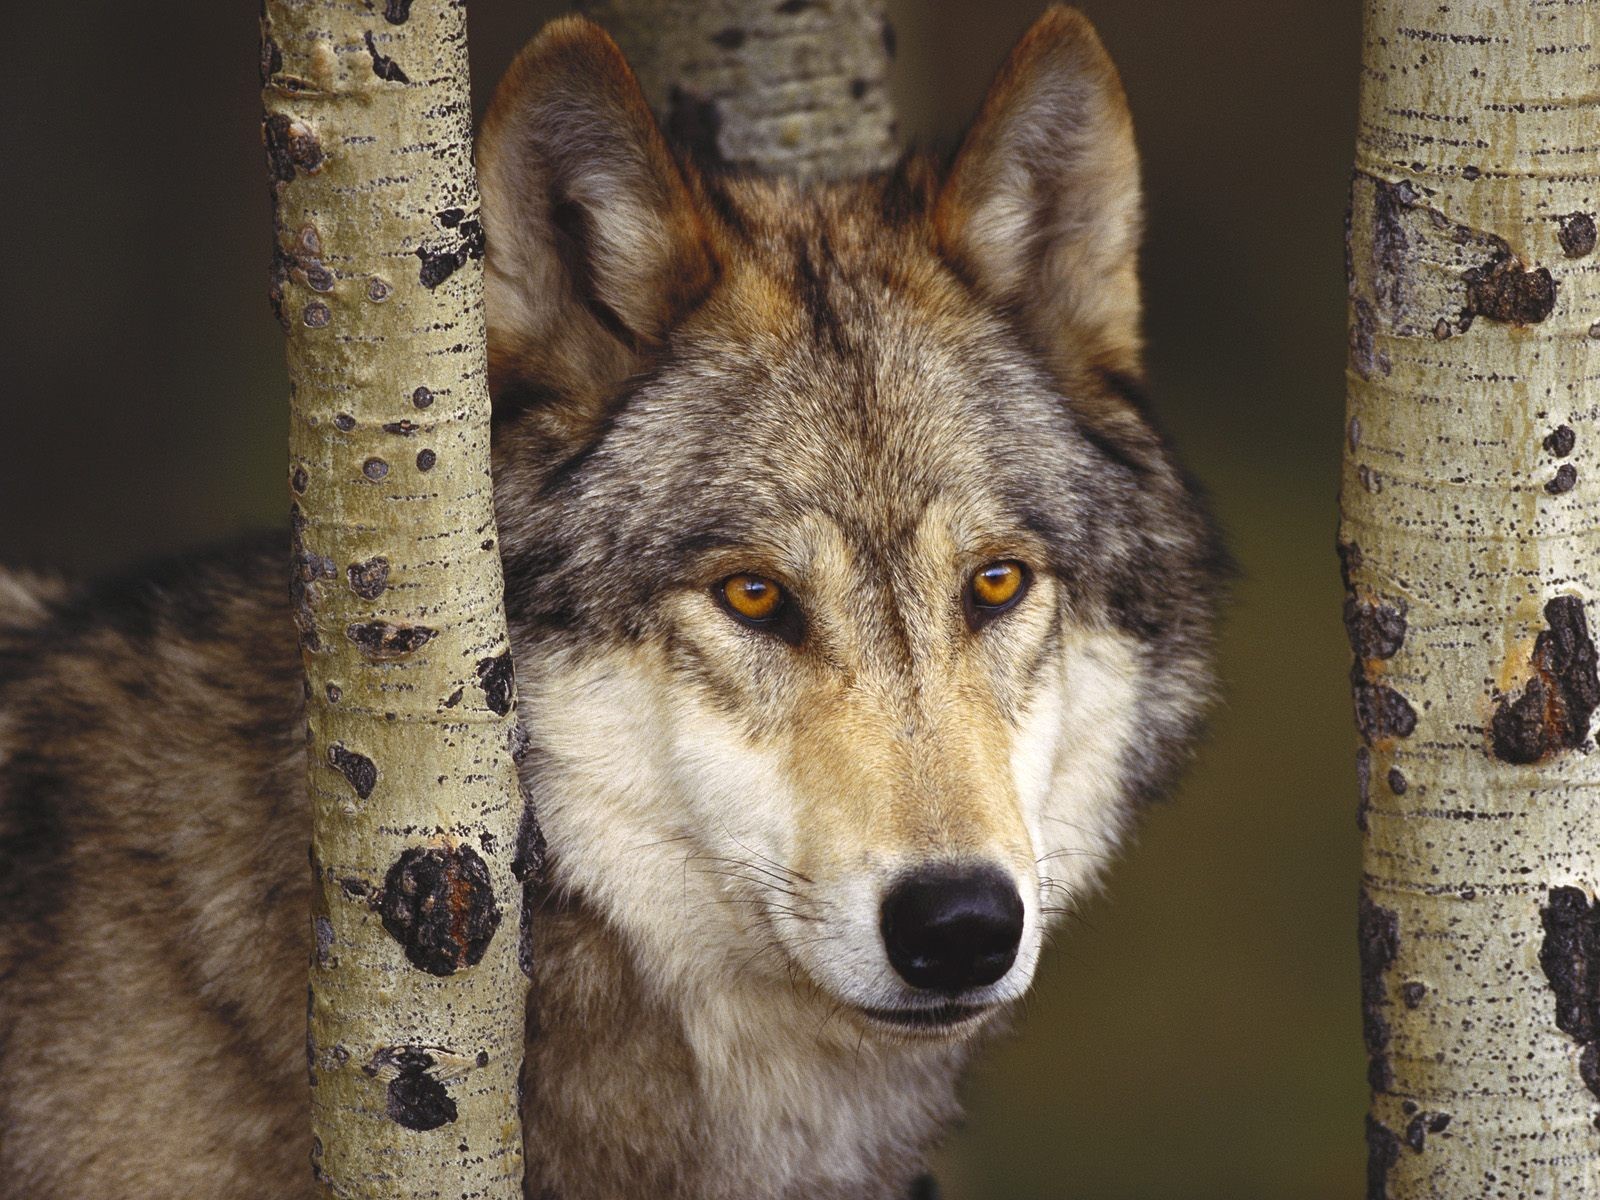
[262,2,531,1195]
[1343,1,1600,1194]
[576,0,899,177]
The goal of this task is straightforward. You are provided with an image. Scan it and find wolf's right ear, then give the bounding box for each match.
[477,17,717,419]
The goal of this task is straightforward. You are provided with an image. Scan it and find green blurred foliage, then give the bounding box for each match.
[0,2,1363,1195]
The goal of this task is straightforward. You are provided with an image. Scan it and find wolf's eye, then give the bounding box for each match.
[965,561,1030,629]
[715,574,805,645]
[723,575,782,620]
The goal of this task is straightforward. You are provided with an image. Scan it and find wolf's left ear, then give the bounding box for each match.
[477,16,717,417]
[936,7,1143,382]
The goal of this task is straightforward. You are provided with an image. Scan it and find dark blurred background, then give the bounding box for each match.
[0,2,1362,1196]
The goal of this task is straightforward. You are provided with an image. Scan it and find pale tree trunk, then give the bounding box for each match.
[262,3,532,1197]
[1343,1,1600,1195]
[576,0,898,178]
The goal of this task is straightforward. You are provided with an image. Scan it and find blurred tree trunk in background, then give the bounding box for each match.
[262,2,532,1196]
[576,0,899,178]
[1343,0,1599,1195]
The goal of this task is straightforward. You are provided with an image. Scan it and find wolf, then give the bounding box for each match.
[0,8,1222,1198]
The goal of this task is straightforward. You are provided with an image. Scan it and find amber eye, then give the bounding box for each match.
[966,560,1030,628]
[716,573,804,645]
[721,574,784,621]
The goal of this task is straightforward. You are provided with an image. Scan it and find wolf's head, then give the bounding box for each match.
[478,8,1222,1043]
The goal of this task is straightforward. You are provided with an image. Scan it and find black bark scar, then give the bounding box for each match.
[1359,891,1400,1094]
[384,1048,457,1130]
[1490,596,1600,764]
[327,743,377,800]
[1538,886,1600,1106]
[379,845,501,976]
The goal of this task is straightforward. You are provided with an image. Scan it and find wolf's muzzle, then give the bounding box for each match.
[879,865,1023,993]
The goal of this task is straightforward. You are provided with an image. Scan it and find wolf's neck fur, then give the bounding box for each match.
[524,889,973,1200]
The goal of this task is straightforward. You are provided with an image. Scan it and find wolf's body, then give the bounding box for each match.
[0,10,1222,1199]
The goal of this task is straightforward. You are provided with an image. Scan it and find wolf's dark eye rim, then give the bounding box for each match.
[964,560,1031,629]
[714,573,805,645]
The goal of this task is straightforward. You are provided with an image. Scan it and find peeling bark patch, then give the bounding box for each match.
[1545,424,1576,457]
[1538,886,1600,1103]
[1546,463,1577,495]
[346,620,434,661]
[475,652,515,716]
[415,212,484,289]
[1490,596,1600,763]
[1404,1111,1452,1153]
[383,0,412,23]
[291,504,335,651]
[385,1048,457,1130]
[363,31,409,83]
[1356,746,1372,831]
[260,36,283,87]
[1463,253,1557,325]
[1371,178,1416,313]
[263,114,324,183]
[667,87,726,169]
[1366,1114,1400,1200]
[314,915,334,966]
[327,743,378,800]
[346,556,389,600]
[1360,892,1399,1093]
[1349,298,1388,381]
[268,243,294,328]
[512,800,545,980]
[1339,540,1362,589]
[380,845,501,976]
[1345,599,1407,660]
[1352,666,1418,746]
[511,800,544,888]
[1558,212,1597,259]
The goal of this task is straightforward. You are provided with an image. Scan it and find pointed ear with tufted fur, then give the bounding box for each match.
[477,16,718,423]
[936,7,1144,386]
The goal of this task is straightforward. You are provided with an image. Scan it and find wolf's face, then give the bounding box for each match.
[477,10,1221,1043]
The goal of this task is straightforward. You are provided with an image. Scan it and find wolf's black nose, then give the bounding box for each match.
[880,866,1023,992]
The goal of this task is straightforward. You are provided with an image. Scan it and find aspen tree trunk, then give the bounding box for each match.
[262,3,532,1196]
[575,0,898,178]
[1343,2,1600,1195]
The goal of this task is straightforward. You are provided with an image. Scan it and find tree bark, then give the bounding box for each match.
[575,0,898,178]
[1343,1,1600,1195]
[262,3,532,1197]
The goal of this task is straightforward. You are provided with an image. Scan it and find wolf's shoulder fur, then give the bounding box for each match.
[1,8,1223,1199]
